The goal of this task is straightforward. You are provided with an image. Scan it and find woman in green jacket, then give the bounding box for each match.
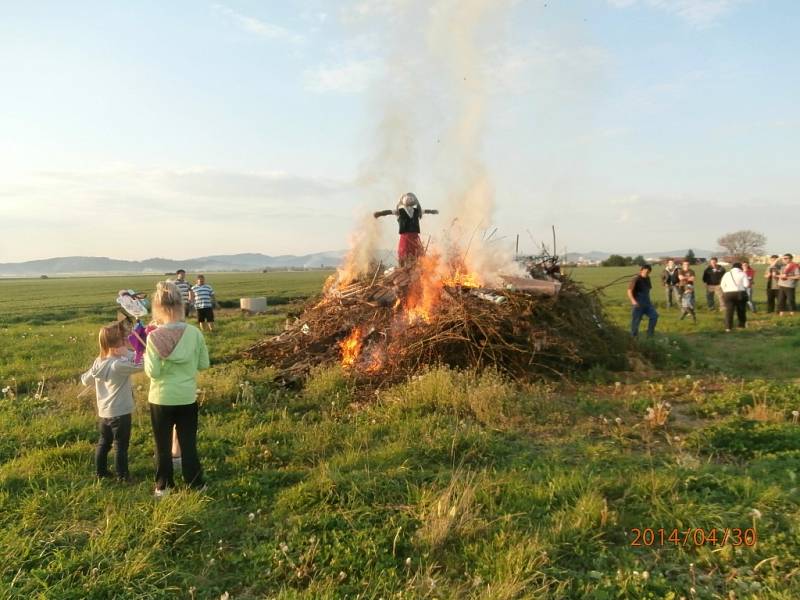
[145,281,209,496]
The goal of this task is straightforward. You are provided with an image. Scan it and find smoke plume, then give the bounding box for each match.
[339,0,521,285]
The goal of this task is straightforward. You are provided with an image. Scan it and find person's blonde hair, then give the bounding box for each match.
[98,321,127,359]
[152,281,185,324]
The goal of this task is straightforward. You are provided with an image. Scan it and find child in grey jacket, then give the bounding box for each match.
[81,322,143,480]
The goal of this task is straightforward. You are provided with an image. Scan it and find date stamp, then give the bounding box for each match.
[629,527,757,547]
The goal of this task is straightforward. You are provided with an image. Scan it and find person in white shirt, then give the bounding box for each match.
[720,262,750,332]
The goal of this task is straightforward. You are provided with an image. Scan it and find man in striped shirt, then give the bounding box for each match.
[192,275,216,332]
[173,269,194,318]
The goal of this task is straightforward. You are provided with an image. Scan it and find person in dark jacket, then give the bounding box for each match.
[627,264,658,337]
[764,254,781,313]
[702,257,726,311]
[374,192,438,266]
[661,259,681,308]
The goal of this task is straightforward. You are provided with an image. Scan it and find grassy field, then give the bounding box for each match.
[0,272,331,389]
[1,268,799,598]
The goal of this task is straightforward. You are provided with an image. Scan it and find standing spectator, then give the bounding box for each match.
[702,257,726,311]
[661,259,681,308]
[173,269,194,319]
[777,253,799,316]
[192,275,216,332]
[720,262,750,331]
[679,283,697,323]
[627,264,659,337]
[81,322,143,481]
[145,282,209,497]
[678,260,695,294]
[764,254,781,313]
[741,260,756,312]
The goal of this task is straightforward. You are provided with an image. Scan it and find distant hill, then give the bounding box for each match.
[0,251,353,276]
[0,247,723,276]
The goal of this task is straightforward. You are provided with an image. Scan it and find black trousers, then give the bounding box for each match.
[96,413,132,479]
[766,287,778,313]
[149,402,204,490]
[723,291,747,330]
[777,287,796,312]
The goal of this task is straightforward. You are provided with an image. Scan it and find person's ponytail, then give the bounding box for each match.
[152,281,185,324]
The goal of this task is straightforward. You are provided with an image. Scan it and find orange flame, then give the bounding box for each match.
[403,254,444,324]
[339,327,363,368]
[364,344,386,374]
[442,268,482,288]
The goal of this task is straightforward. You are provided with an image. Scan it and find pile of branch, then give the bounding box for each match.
[243,266,627,386]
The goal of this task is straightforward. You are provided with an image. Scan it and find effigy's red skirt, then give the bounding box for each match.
[398,233,424,262]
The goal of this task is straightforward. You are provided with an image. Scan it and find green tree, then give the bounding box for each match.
[684,249,697,265]
[602,254,634,267]
[633,255,647,266]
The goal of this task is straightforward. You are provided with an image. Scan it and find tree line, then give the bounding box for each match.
[599,230,767,267]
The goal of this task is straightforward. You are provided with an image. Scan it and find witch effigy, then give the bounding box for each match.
[373,192,439,266]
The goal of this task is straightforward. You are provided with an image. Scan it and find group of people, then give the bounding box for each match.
[629,254,799,337]
[80,191,437,496]
[173,270,217,332]
[81,271,219,497]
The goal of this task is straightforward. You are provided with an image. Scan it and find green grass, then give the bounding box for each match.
[1,269,800,598]
[0,271,331,389]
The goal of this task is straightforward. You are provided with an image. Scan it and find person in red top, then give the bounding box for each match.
[741,260,756,312]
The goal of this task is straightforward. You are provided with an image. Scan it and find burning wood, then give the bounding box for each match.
[339,327,364,368]
[243,256,628,387]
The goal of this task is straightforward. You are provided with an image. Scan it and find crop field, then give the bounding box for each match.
[1,268,799,598]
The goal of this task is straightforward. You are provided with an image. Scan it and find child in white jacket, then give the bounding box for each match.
[81,322,143,481]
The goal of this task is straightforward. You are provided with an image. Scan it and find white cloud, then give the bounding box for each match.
[607,0,748,27]
[213,4,304,44]
[0,167,363,261]
[303,59,383,94]
[338,0,405,24]
[2,168,353,221]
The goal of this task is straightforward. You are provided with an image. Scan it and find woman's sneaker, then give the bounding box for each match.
[154,487,170,499]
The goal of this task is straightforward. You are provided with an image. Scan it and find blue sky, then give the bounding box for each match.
[0,0,797,262]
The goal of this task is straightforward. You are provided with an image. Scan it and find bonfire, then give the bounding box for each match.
[244,250,628,386]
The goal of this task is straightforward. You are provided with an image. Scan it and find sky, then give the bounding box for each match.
[0,0,798,262]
